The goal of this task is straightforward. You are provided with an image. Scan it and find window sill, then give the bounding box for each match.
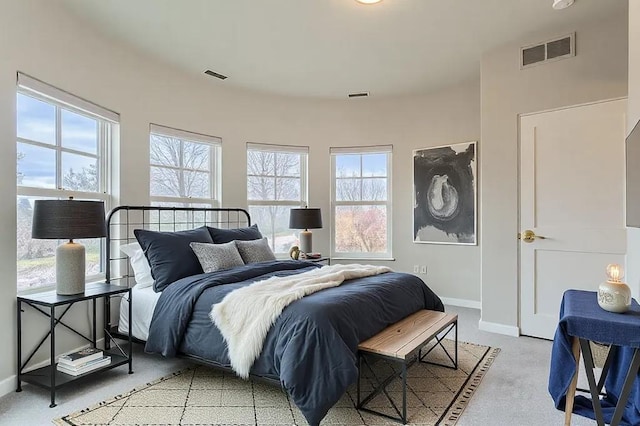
[17,284,56,297]
[330,257,396,262]
[17,278,106,296]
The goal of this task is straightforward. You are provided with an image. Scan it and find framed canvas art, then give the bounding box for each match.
[413,141,477,245]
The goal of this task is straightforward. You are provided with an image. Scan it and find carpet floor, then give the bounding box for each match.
[53,340,498,426]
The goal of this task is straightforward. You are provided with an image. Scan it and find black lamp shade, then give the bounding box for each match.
[32,200,107,239]
[289,208,323,230]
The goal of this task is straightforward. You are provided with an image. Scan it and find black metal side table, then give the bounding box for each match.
[16,282,132,407]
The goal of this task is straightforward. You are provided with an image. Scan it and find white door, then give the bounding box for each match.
[520,99,627,339]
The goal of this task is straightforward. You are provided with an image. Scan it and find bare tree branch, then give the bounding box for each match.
[150,135,211,198]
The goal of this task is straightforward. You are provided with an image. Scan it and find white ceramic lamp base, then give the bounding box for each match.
[56,241,86,295]
[598,280,631,313]
[598,264,631,313]
[300,230,313,254]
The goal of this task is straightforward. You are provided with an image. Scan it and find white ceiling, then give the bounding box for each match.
[58,0,626,99]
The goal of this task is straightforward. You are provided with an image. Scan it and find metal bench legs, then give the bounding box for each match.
[356,320,458,424]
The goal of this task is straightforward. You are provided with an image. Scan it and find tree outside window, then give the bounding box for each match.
[149,125,220,209]
[331,149,392,258]
[16,89,112,291]
[247,145,308,253]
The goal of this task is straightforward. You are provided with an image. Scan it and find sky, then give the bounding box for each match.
[17,93,99,189]
[336,153,387,177]
[17,92,390,191]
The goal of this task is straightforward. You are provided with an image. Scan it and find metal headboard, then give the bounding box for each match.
[105,205,251,286]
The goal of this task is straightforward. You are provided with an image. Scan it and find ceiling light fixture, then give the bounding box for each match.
[356,0,382,4]
[552,0,574,10]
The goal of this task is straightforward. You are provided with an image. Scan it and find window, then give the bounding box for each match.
[331,146,392,259]
[246,143,308,253]
[16,74,117,292]
[149,124,221,207]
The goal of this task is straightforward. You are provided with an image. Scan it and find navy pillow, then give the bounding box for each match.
[207,224,263,244]
[134,226,213,292]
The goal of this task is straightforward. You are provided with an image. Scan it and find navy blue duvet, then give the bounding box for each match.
[145,260,444,425]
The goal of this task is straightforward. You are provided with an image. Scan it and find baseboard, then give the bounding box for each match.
[478,320,520,337]
[0,338,106,399]
[440,297,481,310]
[0,373,16,398]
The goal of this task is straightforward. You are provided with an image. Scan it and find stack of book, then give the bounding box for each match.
[57,348,111,376]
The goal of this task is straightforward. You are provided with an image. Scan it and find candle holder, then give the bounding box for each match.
[597,263,631,313]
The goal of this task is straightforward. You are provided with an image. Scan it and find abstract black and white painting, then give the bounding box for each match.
[413,141,476,245]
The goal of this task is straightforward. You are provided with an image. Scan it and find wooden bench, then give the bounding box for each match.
[356,310,458,424]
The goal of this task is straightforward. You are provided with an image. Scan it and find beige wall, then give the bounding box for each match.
[626,2,640,302]
[0,0,481,392]
[480,11,629,333]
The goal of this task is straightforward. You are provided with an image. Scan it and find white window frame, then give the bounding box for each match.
[149,124,222,207]
[246,143,309,252]
[330,145,393,260]
[16,73,116,291]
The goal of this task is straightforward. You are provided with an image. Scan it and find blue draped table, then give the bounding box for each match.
[549,290,640,425]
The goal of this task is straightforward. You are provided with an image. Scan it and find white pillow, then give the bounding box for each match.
[120,242,154,288]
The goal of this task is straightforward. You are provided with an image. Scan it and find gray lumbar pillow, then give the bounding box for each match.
[190,241,245,273]
[235,238,276,264]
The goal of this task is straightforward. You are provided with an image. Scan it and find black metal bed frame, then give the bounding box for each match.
[102,205,282,386]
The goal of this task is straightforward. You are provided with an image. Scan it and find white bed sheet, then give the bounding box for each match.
[118,285,161,341]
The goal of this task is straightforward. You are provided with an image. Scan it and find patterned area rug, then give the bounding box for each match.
[54,341,499,426]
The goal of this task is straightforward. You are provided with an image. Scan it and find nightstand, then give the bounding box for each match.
[16,282,132,407]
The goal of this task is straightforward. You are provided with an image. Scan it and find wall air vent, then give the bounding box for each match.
[204,69,228,80]
[348,92,369,98]
[521,33,575,69]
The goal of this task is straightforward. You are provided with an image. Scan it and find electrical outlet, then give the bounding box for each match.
[420,265,427,274]
[413,265,420,273]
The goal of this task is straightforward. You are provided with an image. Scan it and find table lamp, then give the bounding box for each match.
[289,208,322,254]
[31,198,107,295]
[597,263,631,313]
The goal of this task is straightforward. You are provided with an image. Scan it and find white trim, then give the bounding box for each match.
[330,147,393,259]
[246,200,302,206]
[17,73,119,123]
[440,297,481,310]
[330,145,393,154]
[519,96,627,118]
[149,128,222,206]
[331,257,395,262]
[246,145,309,253]
[149,196,218,207]
[150,123,221,146]
[247,142,309,154]
[478,320,520,337]
[0,374,15,398]
[16,86,113,292]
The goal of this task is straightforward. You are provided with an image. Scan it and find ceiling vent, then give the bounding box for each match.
[348,92,369,98]
[204,69,228,80]
[521,33,575,69]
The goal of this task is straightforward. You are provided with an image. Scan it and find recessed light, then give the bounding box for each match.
[356,0,382,4]
[552,0,574,10]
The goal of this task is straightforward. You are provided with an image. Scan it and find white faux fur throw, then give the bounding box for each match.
[209,263,391,379]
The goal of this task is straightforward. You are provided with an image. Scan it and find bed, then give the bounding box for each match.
[105,206,444,426]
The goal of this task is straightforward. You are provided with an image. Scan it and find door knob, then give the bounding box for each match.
[518,230,546,243]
